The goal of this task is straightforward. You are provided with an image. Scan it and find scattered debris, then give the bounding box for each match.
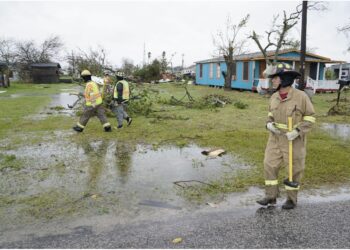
[172,237,183,244]
[328,104,350,116]
[201,149,226,157]
[173,180,215,188]
[50,106,65,111]
[158,84,232,109]
[206,202,219,208]
[147,113,189,121]
[234,100,249,109]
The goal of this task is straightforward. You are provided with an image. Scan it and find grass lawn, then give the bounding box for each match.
[1,82,350,197]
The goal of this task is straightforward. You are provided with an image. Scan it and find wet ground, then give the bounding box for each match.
[1,91,350,246]
[1,88,81,118]
[320,122,350,140]
[0,130,250,237]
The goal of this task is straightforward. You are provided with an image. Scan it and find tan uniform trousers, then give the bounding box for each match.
[264,133,306,205]
[79,104,109,127]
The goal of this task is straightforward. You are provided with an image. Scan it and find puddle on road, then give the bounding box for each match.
[2,88,82,118]
[320,123,350,140]
[24,93,81,119]
[0,139,248,225]
[1,141,243,198]
[50,93,80,108]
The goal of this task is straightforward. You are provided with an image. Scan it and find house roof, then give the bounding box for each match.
[30,63,61,68]
[195,49,345,64]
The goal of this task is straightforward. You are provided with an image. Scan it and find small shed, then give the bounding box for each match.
[30,63,61,83]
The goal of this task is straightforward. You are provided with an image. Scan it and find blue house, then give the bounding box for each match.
[195,49,343,92]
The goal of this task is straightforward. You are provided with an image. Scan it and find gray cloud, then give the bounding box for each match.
[0,1,349,68]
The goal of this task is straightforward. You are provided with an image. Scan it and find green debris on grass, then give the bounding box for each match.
[1,82,350,209]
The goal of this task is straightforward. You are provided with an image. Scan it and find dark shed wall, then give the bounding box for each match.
[31,67,60,83]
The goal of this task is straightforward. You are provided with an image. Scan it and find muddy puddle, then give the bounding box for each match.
[0,138,250,227]
[320,123,350,140]
[1,88,82,118]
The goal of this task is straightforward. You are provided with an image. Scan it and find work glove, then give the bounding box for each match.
[286,129,299,141]
[266,122,281,134]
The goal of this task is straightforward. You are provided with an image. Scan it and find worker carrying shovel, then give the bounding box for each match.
[256,62,316,209]
[72,70,112,133]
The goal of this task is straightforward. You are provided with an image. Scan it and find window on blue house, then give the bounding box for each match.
[200,64,203,78]
[231,62,237,80]
[243,62,249,81]
[216,63,221,78]
[209,63,213,79]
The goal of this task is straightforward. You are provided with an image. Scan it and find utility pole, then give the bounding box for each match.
[299,1,308,90]
[143,42,146,67]
[147,52,151,65]
[181,54,184,70]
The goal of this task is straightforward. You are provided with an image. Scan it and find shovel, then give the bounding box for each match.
[283,117,299,188]
[67,98,80,109]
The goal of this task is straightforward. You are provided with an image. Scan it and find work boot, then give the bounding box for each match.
[126,117,132,126]
[117,125,123,129]
[282,200,296,210]
[73,125,83,132]
[104,126,112,132]
[256,197,276,206]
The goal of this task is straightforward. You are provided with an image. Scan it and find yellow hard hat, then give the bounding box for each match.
[81,70,91,76]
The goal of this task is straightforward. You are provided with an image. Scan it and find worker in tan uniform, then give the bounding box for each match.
[73,70,112,133]
[257,62,316,209]
[102,71,114,101]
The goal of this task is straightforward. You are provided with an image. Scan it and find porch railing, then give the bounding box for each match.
[257,77,339,93]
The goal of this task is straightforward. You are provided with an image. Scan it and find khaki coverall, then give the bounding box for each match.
[264,88,316,204]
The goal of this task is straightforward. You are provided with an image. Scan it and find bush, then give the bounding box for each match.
[234,101,248,109]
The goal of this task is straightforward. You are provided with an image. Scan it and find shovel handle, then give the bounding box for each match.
[288,117,293,182]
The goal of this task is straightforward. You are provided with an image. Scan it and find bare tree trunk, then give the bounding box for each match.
[224,47,233,90]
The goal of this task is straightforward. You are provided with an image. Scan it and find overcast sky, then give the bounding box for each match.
[0,0,349,68]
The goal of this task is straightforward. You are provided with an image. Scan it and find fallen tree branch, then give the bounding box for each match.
[173,180,215,188]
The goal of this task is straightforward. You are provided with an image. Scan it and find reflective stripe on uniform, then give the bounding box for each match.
[103,122,111,128]
[303,116,316,123]
[285,185,300,190]
[268,112,273,117]
[77,122,85,128]
[85,81,102,106]
[265,180,278,185]
[274,123,288,130]
[274,122,301,130]
[114,80,130,101]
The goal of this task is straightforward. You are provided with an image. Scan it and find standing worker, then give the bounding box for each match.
[102,71,114,101]
[256,62,316,209]
[73,70,112,133]
[112,71,132,129]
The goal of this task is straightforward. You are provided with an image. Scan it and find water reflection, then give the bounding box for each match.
[79,139,109,194]
[320,123,350,140]
[114,142,135,184]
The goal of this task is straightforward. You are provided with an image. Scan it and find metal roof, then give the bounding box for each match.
[194,49,345,64]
